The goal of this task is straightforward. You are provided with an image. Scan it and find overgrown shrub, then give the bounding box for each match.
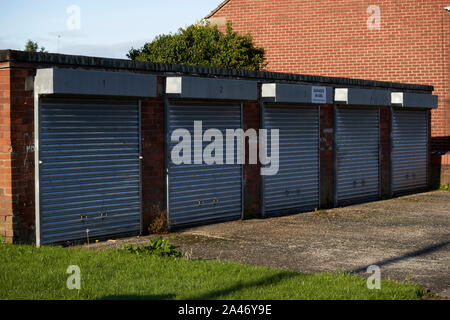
[122,237,182,258]
[147,204,168,234]
[128,21,266,71]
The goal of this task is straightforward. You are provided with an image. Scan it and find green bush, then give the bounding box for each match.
[0,235,5,244]
[128,21,266,71]
[122,236,182,258]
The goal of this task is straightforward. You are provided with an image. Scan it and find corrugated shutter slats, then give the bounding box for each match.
[392,109,428,193]
[336,107,380,203]
[262,105,320,215]
[39,100,141,244]
[167,102,242,227]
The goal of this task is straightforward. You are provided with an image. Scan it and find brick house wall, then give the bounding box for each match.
[207,0,450,184]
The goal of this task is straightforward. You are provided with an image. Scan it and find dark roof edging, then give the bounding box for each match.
[205,0,231,19]
[0,50,434,92]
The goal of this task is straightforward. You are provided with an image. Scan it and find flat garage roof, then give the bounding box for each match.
[0,49,434,93]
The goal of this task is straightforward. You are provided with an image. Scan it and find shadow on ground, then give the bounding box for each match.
[351,241,450,273]
[187,272,298,300]
[99,273,297,300]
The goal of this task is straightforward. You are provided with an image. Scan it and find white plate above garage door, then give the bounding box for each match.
[335,107,380,205]
[167,101,242,227]
[262,104,320,215]
[38,99,141,244]
[392,109,428,194]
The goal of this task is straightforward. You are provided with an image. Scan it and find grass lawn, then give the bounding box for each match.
[0,243,425,300]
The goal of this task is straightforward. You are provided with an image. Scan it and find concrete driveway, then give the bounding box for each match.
[174,191,450,297]
[88,191,450,297]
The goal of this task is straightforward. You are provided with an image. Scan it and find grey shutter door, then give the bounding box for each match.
[335,107,380,204]
[39,99,141,244]
[167,101,242,227]
[392,109,428,194]
[262,104,320,215]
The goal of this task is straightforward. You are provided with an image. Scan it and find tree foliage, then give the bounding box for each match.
[127,21,266,70]
[24,40,47,53]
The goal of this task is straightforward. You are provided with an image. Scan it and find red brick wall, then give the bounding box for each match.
[210,0,450,184]
[140,80,166,231]
[243,100,260,218]
[10,67,35,243]
[0,64,35,243]
[0,63,12,243]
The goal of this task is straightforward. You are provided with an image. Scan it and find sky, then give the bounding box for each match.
[0,0,222,59]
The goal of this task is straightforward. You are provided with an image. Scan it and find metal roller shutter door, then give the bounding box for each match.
[335,107,380,204]
[262,104,320,215]
[39,99,141,244]
[392,109,428,194]
[167,101,242,227]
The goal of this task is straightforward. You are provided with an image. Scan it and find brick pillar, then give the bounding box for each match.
[10,68,35,243]
[243,100,260,218]
[0,65,12,243]
[140,77,166,233]
[379,107,391,198]
[319,104,334,208]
